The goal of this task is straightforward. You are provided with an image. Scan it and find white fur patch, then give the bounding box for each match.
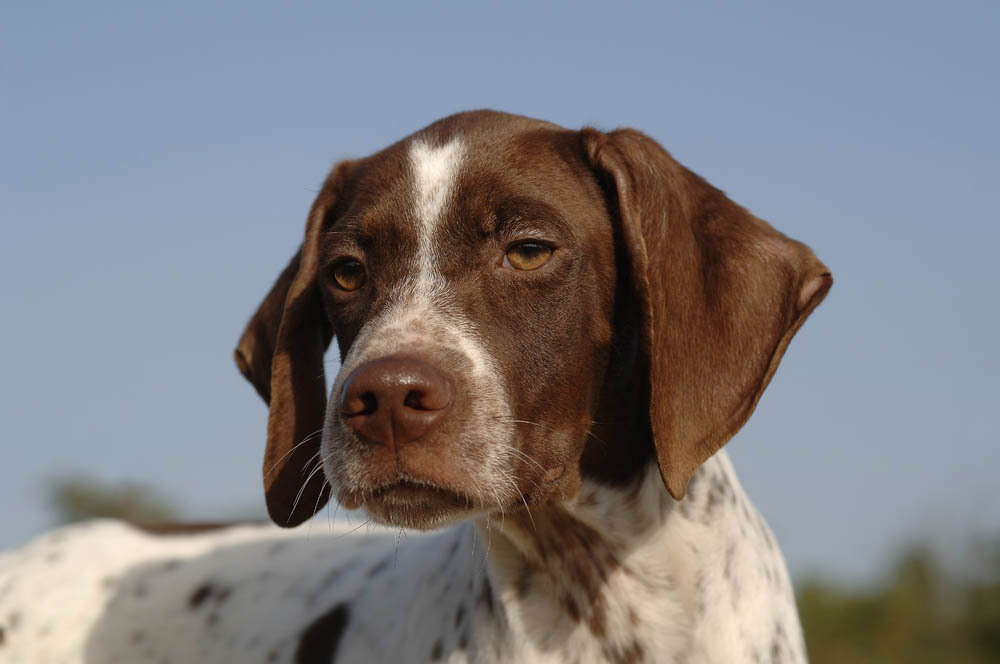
[403,138,494,378]
[410,138,465,296]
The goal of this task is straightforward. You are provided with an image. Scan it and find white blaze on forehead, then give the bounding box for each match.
[409,138,465,290]
[334,135,494,384]
[411,137,465,230]
[403,138,496,376]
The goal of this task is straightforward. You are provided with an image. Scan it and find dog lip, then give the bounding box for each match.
[363,479,478,511]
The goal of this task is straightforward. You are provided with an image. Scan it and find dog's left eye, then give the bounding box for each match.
[504,242,553,271]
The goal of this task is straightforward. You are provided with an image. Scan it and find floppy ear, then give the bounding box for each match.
[234,250,304,403]
[582,128,832,500]
[234,160,353,526]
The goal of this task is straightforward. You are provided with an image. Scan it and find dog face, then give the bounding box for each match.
[236,111,831,529]
[317,117,618,529]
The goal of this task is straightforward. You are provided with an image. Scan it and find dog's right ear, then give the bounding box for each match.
[234,250,304,404]
[234,160,354,527]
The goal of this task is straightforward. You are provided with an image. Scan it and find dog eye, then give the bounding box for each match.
[330,259,366,291]
[504,242,553,271]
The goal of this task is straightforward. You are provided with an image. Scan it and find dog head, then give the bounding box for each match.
[235,111,831,529]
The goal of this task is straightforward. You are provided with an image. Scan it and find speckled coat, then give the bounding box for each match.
[0,110,830,663]
[0,453,804,663]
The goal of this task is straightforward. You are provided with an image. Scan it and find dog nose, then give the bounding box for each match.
[339,355,453,449]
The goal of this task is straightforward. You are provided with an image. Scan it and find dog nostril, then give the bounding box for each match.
[359,392,378,415]
[403,383,452,411]
[403,390,425,410]
[403,389,449,411]
[343,392,378,417]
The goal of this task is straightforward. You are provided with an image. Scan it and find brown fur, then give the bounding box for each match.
[235,110,831,527]
[581,128,832,498]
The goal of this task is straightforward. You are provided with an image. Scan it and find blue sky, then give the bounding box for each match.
[2,1,997,582]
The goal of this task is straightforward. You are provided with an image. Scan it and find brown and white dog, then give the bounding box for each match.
[0,110,830,663]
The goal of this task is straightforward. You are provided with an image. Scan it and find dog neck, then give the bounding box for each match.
[467,452,805,662]
[471,460,697,661]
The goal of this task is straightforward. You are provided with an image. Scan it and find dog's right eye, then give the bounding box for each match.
[330,259,366,292]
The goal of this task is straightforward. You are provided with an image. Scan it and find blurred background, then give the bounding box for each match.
[2,2,998,660]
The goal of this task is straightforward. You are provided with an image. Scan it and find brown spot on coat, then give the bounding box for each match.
[587,605,607,638]
[188,584,213,608]
[506,508,620,636]
[514,564,535,598]
[561,593,581,623]
[605,640,644,664]
[479,579,495,616]
[295,603,349,663]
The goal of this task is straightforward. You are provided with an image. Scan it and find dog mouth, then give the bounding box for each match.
[370,480,477,509]
[338,479,483,528]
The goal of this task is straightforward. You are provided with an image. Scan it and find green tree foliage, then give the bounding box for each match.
[47,474,180,525]
[799,538,1000,663]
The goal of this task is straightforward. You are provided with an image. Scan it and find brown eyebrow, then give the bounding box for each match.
[492,197,567,236]
[320,221,374,258]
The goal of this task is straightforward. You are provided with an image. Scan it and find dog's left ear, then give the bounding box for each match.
[235,160,354,526]
[582,128,832,500]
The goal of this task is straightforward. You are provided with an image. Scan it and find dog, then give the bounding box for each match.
[0,110,830,663]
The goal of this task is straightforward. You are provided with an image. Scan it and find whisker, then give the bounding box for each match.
[298,449,324,477]
[493,440,548,474]
[486,444,546,493]
[336,518,373,539]
[307,453,334,537]
[288,455,329,526]
[478,516,492,576]
[586,420,611,447]
[326,497,333,533]
[506,473,536,531]
[491,485,505,530]
[331,498,342,530]
[263,428,325,481]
